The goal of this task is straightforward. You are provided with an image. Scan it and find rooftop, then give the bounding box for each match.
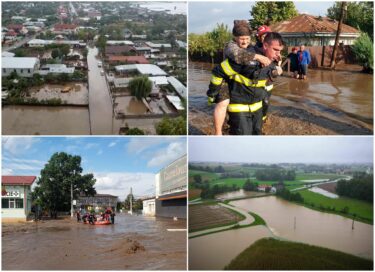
[2,57,39,69]
[115,64,167,76]
[108,55,149,64]
[270,14,360,34]
[2,176,36,186]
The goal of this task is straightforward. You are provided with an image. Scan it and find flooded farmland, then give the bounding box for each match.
[189,61,373,135]
[2,214,186,270]
[189,196,373,270]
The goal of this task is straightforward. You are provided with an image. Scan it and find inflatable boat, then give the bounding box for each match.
[83,220,111,225]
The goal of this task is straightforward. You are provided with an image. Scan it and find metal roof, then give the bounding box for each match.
[115,64,167,76]
[2,57,39,69]
[167,76,186,98]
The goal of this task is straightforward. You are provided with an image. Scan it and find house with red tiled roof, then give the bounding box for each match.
[270,14,360,46]
[53,24,78,35]
[105,45,137,56]
[107,55,149,64]
[2,176,36,222]
[7,24,28,35]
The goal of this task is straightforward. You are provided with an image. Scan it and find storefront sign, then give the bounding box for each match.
[2,191,22,198]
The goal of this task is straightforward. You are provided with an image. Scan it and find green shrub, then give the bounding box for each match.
[351,33,373,72]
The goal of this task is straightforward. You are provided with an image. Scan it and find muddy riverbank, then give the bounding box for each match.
[189,62,373,135]
[2,214,186,270]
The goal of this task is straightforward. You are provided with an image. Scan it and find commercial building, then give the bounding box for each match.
[155,155,187,219]
[2,176,36,222]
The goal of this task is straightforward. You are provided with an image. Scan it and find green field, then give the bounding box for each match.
[299,189,373,223]
[189,170,219,180]
[295,173,347,181]
[225,238,373,270]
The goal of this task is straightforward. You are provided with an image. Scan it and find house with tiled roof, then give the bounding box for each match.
[2,176,36,221]
[270,14,360,46]
[53,24,78,35]
[107,55,149,64]
[105,45,137,56]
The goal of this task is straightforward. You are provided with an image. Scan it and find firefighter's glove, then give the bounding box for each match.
[208,96,215,106]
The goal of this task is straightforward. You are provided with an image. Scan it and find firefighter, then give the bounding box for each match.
[207,32,284,135]
[213,20,272,135]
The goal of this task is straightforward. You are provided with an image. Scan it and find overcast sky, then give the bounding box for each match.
[2,137,186,200]
[189,137,373,164]
[189,1,335,33]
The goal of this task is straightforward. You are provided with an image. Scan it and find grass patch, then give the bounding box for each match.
[299,189,373,224]
[295,173,347,181]
[225,238,373,270]
[247,211,266,227]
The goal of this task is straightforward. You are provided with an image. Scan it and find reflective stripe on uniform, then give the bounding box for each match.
[262,115,267,121]
[210,75,223,85]
[227,101,263,113]
[265,84,273,91]
[220,59,237,77]
[232,74,267,87]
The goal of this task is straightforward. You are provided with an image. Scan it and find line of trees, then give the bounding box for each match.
[255,169,296,181]
[336,172,373,203]
[276,188,304,203]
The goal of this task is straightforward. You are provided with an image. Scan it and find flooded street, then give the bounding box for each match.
[233,196,373,259]
[2,214,186,270]
[189,61,373,135]
[87,47,113,134]
[189,225,271,270]
[2,106,90,135]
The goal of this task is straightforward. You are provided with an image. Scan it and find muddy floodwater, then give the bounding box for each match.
[189,61,373,135]
[215,189,266,201]
[115,96,149,115]
[189,225,271,270]
[2,214,186,270]
[233,196,373,259]
[2,106,90,135]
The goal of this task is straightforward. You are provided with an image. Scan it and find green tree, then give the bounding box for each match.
[128,75,152,100]
[156,116,186,135]
[351,33,373,72]
[126,128,145,135]
[32,152,96,219]
[327,2,373,39]
[249,2,298,29]
[51,48,60,59]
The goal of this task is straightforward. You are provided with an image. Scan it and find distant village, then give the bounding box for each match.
[2,2,187,135]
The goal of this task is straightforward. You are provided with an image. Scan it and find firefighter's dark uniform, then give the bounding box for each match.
[207,55,277,135]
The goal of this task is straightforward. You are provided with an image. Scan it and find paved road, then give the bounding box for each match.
[87,47,113,134]
[189,203,254,238]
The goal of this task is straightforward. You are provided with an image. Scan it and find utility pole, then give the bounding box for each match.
[70,170,75,218]
[330,2,347,69]
[130,187,133,215]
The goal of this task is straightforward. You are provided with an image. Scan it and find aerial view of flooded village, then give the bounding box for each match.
[2,1,187,135]
[189,137,373,270]
[2,137,187,270]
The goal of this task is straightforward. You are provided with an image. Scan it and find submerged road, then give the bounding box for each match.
[87,47,113,134]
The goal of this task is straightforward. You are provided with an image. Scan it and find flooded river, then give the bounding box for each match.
[2,214,186,270]
[2,105,90,135]
[189,61,373,134]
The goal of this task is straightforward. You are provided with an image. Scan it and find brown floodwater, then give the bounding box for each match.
[115,96,149,115]
[189,225,271,270]
[189,61,373,133]
[2,105,90,135]
[87,47,114,134]
[189,196,373,270]
[215,189,266,201]
[233,196,373,260]
[2,214,187,270]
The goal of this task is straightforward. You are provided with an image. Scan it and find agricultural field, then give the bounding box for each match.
[295,173,347,181]
[189,188,202,200]
[317,182,337,193]
[299,189,373,223]
[189,203,244,232]
[225,238,373,270]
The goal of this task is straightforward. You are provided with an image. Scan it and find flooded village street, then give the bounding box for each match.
[87,47,113,135]
[189,62,373,135]
[2,214,187,270]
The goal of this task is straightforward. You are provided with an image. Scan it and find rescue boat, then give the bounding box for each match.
[83,220,111,225]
